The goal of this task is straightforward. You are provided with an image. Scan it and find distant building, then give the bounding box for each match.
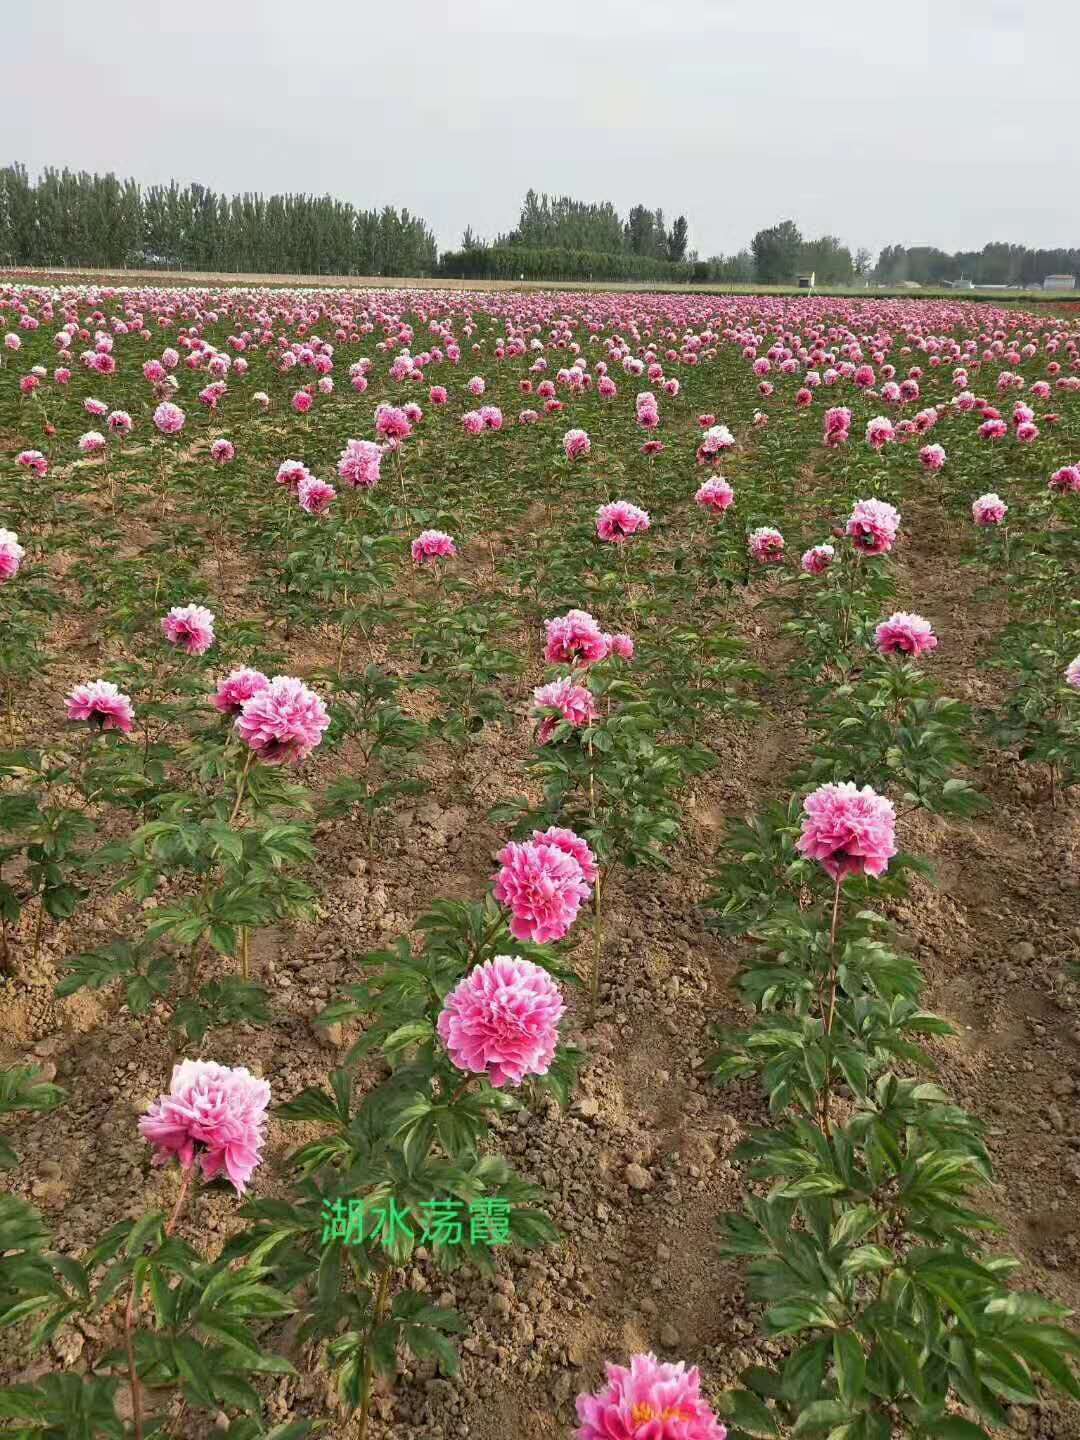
[1043,274,1076,291]
[796,272,815,289]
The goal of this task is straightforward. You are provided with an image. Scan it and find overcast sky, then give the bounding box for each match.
[5,0,1077,260]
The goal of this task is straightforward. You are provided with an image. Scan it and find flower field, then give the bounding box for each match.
[1,282,1079,1440]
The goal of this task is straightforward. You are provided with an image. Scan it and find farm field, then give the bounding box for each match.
[1,280,1079,1440]
[5,267,1079,304]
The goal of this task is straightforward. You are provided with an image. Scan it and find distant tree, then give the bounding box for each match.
[707,250,755,283]
[461,225,484,251]
[625,204,656,256]
[650,208,667,259]
[800,234,855,285]
[853,246,874,277]
[667,215,689,262]
[751,219,803,283]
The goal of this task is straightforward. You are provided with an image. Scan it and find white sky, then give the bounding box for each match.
[5,0,1077,259]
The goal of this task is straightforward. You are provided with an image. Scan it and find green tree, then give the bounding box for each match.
[667,214,689,262]
[751,219,803,283]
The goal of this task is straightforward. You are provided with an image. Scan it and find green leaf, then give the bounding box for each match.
[833,1332,866,1406]
[924,1420,991,1439]
[719,1388,781,1437]
[791,1399,853,1436]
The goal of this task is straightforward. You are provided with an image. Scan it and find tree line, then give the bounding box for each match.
[1,165,1077,288]
[875,241,1080,288]
[0,164,438,276]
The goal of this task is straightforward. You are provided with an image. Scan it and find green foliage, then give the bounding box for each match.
[707,810,1080,1434]
[0,1068,65,1169]
[0,163,437,275]
[498,674,714,872]
[985,608,1080,800]
[802,661,986,818]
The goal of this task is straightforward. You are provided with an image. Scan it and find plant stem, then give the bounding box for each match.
[228,749,256,825]
[819,875,843,1138]
[124,1165,194,1440]
[358,1267,393,1440]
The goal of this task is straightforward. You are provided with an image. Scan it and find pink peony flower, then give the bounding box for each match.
[411,529,457,565]
[210,438,235,465]
[162,603,215,656]
[1066,657,1080,691]
[298,475,336,515]
[801,543,835,576]
[919,444,946,471]
[699,423,735,455]
[213,668,270,716]
[875,611,938,659]
[575,1353,727,1440]
[85,398,109,418]
[823,407,852,448]
[65,679,134,734]
[532,677,597,743]
[235,675,330,765]
[979,418,1008,441]
[467,375,486,396]
[78,431,106,455]
[972,493,1007,525]
[1015,420,1039,444]
[846,498,900,556]
[544,609,610,667]
[748,526,784,564]
[276,458,310,492]
[375,403,412,441]
[533,825,598,884]
[605,632,634,661]
[437,955,564,1088]
[153,401,185,435]
[16,450,47,478]
[865,416,895,450]
[796,781,897,882]
[139,1059,270,1195]
[596,501,650,544]
[493,837,591,944]
[337,438,382,490]
[563,428,591,461]
[429,385,448,405]
[1049,465,1080,494]
[462,410,484,435]
[0,528,25,582]
[695,477,734,514]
